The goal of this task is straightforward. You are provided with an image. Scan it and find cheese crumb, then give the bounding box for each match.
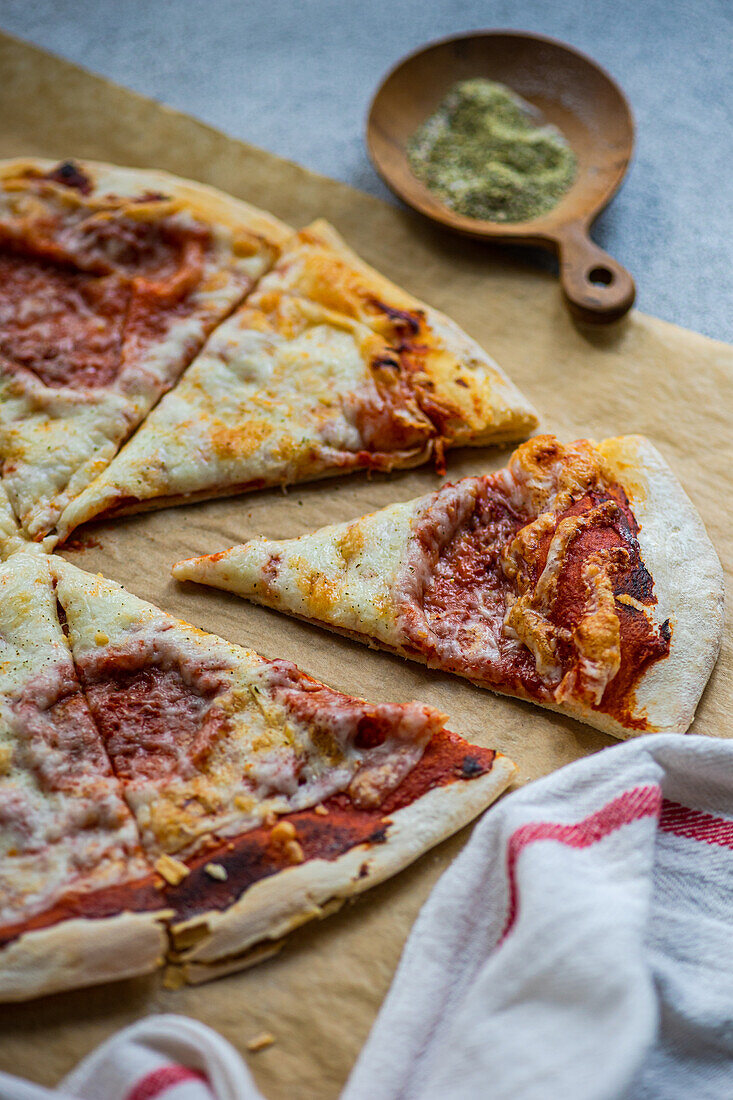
[162,965,186,991]
[246,1032,276,1052]
[0,745,12,775]
[155,854,190,886]
[314,803,329,816]
[204,862,228,882]
[284,840,305,864]
[94,631,109,646]
[270,820,296,843]
[616,594,648,612]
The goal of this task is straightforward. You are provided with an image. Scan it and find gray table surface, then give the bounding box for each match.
[1,0,731,343]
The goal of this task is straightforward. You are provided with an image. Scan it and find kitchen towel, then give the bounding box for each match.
[2,732,732,1100]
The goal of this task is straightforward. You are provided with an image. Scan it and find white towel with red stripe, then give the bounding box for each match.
[1,732,732,1100]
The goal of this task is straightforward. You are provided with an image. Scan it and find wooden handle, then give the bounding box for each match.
[556,221,635,324]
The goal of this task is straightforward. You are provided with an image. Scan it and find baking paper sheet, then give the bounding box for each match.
[0,32,730,1098]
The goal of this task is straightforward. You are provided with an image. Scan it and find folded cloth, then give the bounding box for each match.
[1,733,732,1100]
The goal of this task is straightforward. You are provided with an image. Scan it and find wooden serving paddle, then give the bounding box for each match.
[367,31,635,324]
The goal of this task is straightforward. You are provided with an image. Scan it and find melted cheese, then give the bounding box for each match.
[51,557,441,857]
[53,220,537,542]
[0,161,292,542]
[0,553,147,926]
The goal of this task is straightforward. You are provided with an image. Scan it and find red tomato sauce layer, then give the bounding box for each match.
[84,666,229,781]
[0,208,209,390]
[421,479,670,725]
[0,731,496,943]
[165,728,497,922]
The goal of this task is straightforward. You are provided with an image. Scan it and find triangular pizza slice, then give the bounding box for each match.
[174,434,724,740]
[0,552,169,1002]
[54,219,537,542]
[0,158,292,543]
[48,558,514,986]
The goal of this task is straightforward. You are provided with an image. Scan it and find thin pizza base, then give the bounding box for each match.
[0,910,171,1003]
[174,435,724,740]
[0,756,514,1002]
[169,761,515,973]
[0,553,515,1001]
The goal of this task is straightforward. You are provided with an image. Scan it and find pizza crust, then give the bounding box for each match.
[0,158,293,248]
[0,909,171,1003]
[169,756,515,972]
[598,435,724,735]
[296,220,538,446]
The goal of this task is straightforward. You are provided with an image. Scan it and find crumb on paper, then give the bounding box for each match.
[246,1032,276,1052]
[204,862,228,881]
[162,965,185,991]
[155,853,190,886]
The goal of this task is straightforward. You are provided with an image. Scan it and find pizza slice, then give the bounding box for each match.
[53,219,537,542]
[0,157,292,543]
[48,557,514,987]
[173,434,724,740]
[0,552,169,1002]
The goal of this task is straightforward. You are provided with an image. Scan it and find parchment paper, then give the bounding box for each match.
[0,32,730,1098]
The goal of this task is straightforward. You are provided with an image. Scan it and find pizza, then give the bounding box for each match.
[0,551,514,1001]
[52,218,537,543]
[0,157,291,544]
[173,434,725,740]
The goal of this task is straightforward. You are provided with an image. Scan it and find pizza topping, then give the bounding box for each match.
[0,168,216,391]
[399,436,671,725]
[155,853,190,886]
[161,730,498,926]
[203,861,228,881]
[267,659,445,809]
[84,663,231,782]
[43,161,93,195]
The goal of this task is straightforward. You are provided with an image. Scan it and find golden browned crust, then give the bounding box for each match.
[0,157,293,247]
[0,909,171,1003]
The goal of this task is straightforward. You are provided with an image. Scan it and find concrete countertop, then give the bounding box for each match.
[1,0,731,342]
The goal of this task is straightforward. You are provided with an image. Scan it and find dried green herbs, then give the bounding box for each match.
[407,78,577,223]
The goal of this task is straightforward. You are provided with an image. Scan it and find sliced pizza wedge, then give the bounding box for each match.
[0,553,169,1002]
[49,558,515,985]
[174,434,724,740]
[54,219,537,541]
[0,158,292,543]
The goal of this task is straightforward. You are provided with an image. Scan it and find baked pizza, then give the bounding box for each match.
[53,219,537,542]
[0,551,514,1001]
[0,157,291,544]
[174,434,725,739]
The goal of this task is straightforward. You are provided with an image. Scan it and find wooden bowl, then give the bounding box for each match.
[367,31,636,324]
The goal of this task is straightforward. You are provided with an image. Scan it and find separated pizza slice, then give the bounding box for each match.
[0,552,169,1002]
[174,434,724,740]
[50,558,515,985]
[53,219,537,542]
[0,158,292,543]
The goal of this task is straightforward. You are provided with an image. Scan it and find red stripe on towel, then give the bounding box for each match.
[660,799,733,849]
[126,1065,209,1100]
[501,785,662,940]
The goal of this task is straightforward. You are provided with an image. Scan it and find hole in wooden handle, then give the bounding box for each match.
[558,224,635,324]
